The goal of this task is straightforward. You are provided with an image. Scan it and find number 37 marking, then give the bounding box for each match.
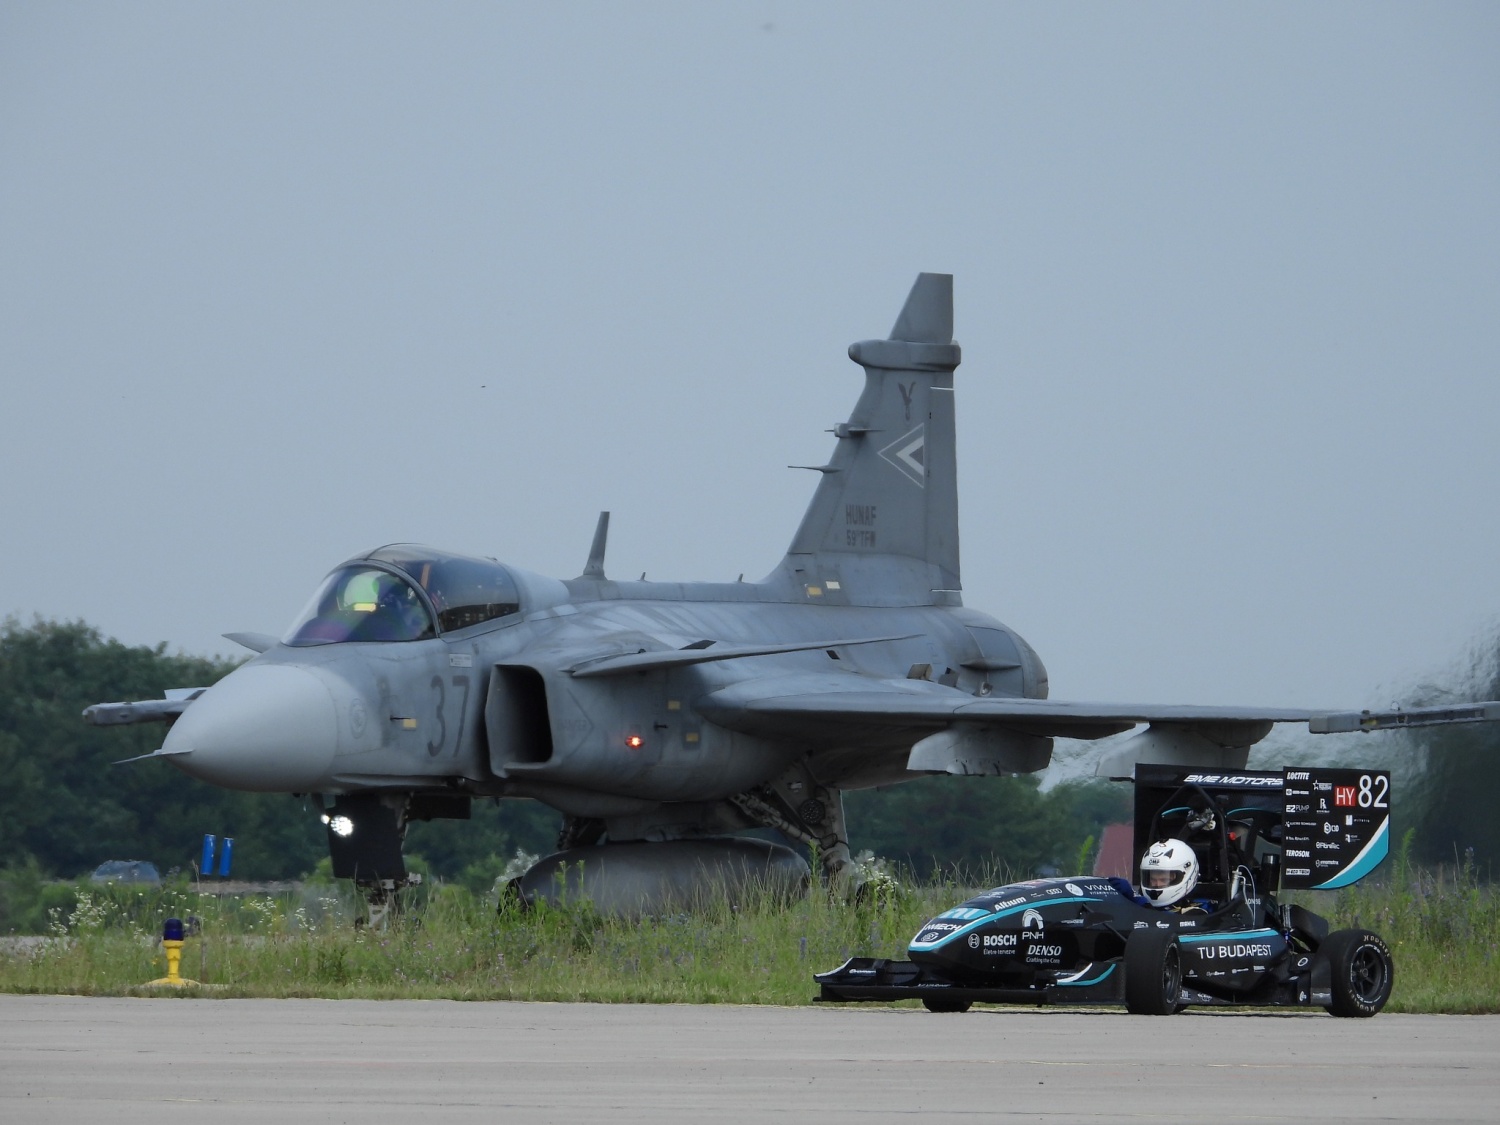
[427,675,471,757]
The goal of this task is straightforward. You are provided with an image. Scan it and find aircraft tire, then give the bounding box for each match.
[1124,928,1182,1015]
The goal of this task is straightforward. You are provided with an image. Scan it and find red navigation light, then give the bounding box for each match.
[625,734,644,749]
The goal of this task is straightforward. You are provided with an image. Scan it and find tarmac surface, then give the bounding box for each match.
[2,995,1497,1123]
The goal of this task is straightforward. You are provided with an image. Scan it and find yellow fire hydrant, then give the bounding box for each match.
[147,917,198,987]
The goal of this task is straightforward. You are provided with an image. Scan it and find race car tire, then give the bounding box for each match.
[1124,928,1182,1015]
[921,998,973,1013]
[1322,928,1393,1018]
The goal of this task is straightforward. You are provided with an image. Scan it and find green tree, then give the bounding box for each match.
[0,617,325,879]
[846,774,1129,880]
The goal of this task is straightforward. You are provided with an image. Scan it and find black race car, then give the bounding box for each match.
[817,767,1395,1016]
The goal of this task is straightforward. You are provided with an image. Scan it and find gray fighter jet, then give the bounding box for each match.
[86,274,1499,913]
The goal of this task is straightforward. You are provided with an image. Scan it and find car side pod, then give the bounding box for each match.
[1123,928,1182,1015]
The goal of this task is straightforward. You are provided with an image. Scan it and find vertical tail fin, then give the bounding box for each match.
[780,273,962,605]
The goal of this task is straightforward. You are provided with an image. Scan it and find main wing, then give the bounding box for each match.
[698,674,1500,782]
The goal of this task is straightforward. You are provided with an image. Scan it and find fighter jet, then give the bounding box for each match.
[85,274,1500,914]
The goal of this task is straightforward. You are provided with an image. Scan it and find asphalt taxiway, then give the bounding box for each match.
[2,995,1496,1123]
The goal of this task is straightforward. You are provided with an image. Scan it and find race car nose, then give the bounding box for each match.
[160,664,339,791]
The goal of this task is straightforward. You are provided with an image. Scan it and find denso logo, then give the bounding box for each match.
[1026,943,1064,959]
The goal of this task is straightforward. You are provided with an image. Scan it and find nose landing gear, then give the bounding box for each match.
[320,793,417,929]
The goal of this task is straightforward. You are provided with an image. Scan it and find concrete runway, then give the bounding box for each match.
[2,996,1496,1123]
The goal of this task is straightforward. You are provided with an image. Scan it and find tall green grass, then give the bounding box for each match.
[2,859,1494,1012]
[1292,832,1500,1014]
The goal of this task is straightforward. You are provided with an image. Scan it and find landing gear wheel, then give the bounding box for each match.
[922,998,973,1013]
[1322,929,1393,1018]
[1124,929,1182,1015]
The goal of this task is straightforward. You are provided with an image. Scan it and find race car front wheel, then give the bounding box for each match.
[1124,929,1182,1015]
[921,998,973,1013]
[1322,929,1394,1018]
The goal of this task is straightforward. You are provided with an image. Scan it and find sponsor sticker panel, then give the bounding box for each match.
[1281,768,1390,889]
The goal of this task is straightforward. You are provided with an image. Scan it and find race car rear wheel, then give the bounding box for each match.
[1124,929,1182,1015]
[1322,929,1393,1018]
[921,998,973,1013]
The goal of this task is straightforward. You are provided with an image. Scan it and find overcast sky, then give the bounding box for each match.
[3,3,1497,711]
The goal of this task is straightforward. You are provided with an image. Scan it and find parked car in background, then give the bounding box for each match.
[89,860,162,886]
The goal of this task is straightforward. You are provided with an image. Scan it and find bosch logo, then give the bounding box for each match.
[982,933,1018,950]
[968,933,980,949]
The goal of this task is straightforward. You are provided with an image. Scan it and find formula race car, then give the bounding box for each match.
[816,766,1395,1016]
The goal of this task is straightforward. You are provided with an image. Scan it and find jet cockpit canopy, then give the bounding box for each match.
[284,545,523,646]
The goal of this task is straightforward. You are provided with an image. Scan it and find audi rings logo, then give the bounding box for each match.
[968,933,981,949]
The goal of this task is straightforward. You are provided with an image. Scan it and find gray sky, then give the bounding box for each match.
[3,3,1497,710]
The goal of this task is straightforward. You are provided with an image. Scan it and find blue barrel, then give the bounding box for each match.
[218,837,233,878]
[201,834,215,876]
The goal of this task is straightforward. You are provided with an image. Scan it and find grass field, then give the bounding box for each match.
[2,860,1495,1012]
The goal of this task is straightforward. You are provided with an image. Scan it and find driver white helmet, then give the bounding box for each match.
[1140,838,1199,908]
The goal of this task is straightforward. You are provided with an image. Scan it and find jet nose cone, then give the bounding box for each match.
[162,664,339,791]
